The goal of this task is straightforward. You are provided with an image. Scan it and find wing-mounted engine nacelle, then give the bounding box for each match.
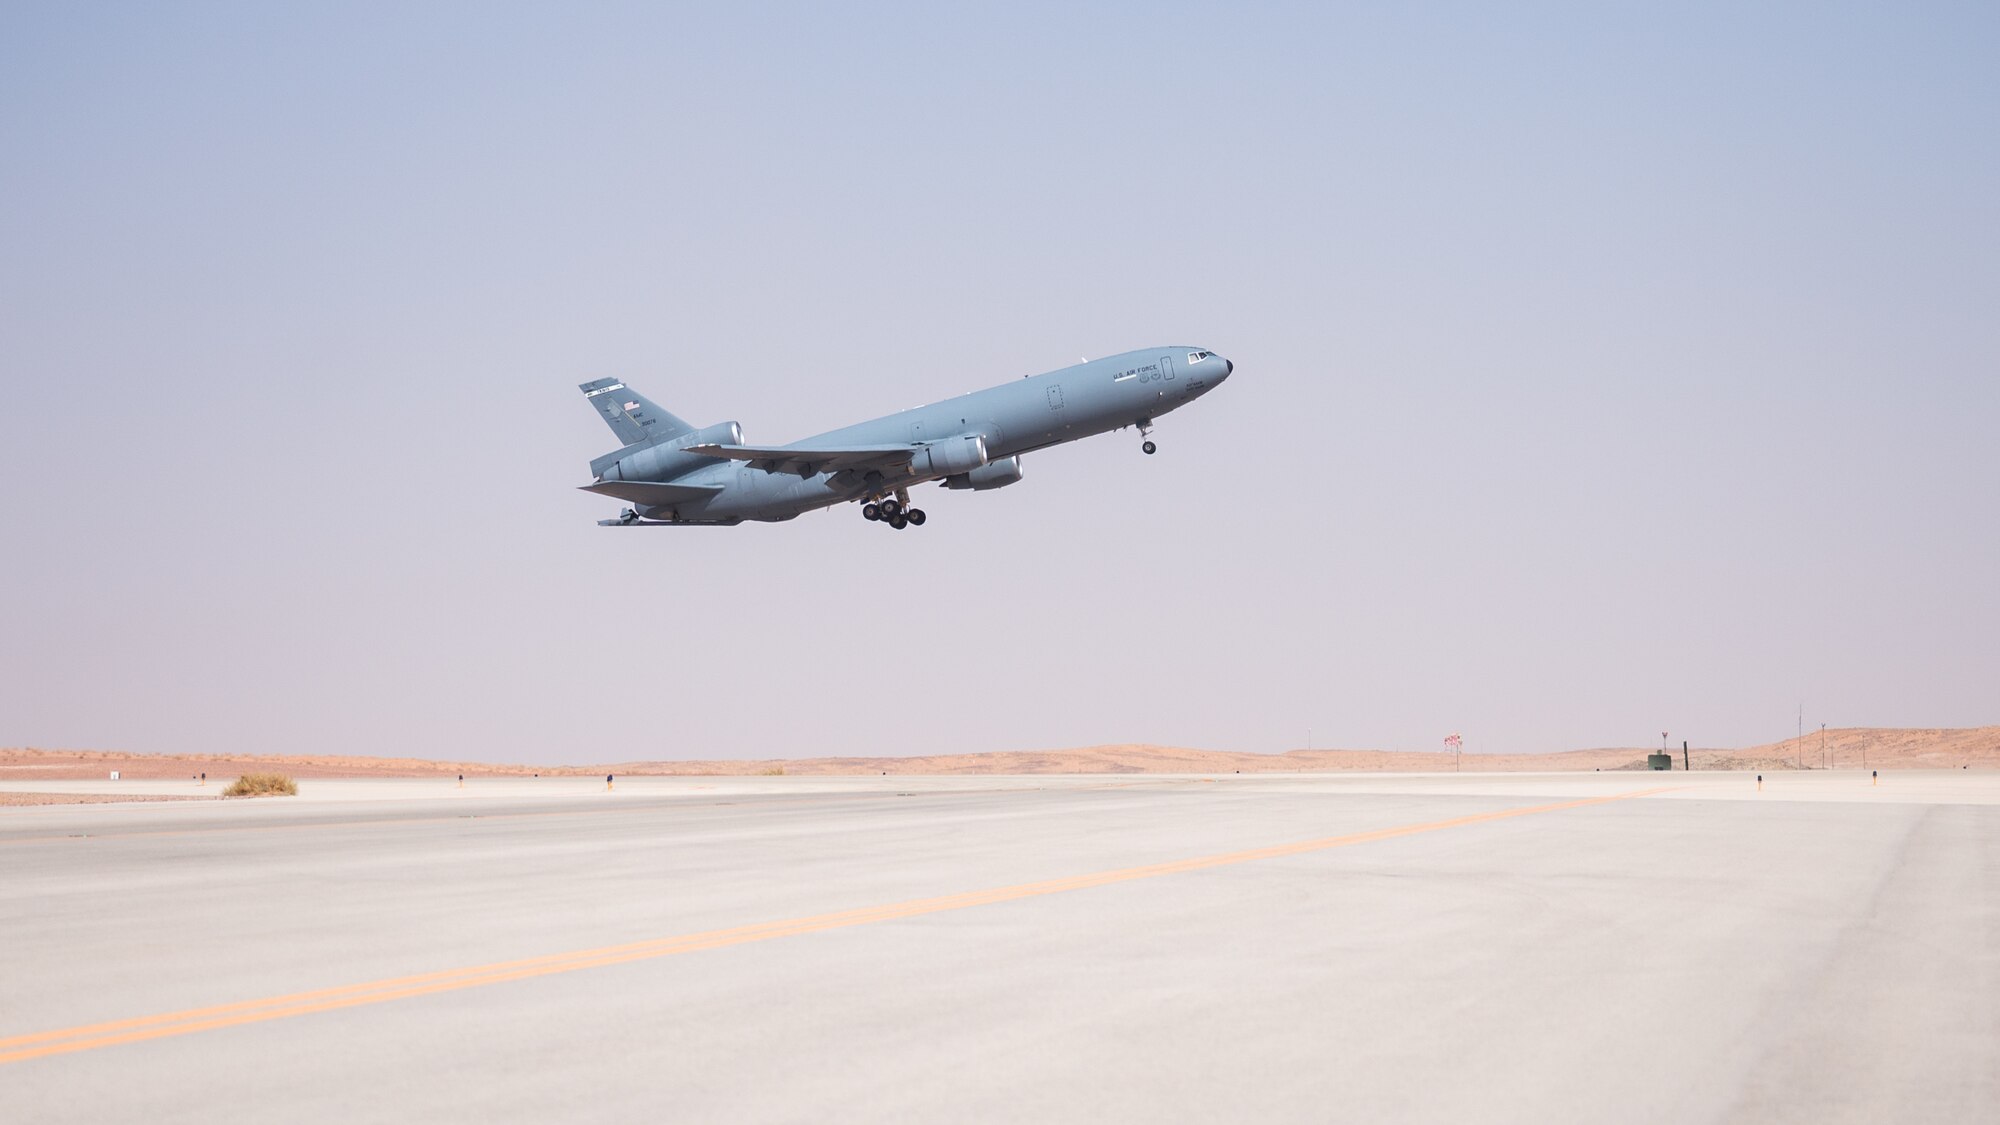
[942,455,1023,491]
[598,421,743,482]
[917,434,988,478]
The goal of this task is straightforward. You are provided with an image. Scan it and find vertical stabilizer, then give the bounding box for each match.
[579,378,695,445]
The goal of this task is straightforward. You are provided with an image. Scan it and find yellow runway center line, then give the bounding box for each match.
[0,786,1672,1066]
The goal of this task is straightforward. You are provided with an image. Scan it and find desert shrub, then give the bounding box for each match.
[223,773,297,797]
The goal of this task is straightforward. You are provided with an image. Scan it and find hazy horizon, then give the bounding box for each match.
[7,724,1995,767]
[4,5,1995,764]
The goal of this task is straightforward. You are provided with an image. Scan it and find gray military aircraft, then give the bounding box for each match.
[576,346,1232,528]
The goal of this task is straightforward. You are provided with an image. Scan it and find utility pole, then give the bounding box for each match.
[1821,722,1827,770]
[1683,740,1689,772]
[1798,704,1804,770]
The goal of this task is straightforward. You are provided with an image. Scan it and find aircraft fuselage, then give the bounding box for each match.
[579,346,1232,525]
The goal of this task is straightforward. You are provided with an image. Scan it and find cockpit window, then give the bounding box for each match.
[1188,350,1211,363]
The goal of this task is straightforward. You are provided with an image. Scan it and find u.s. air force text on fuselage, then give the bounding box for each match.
[575,347,1233,529]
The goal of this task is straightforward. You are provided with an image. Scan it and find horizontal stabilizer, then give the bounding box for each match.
[596,517,738,527]
[577,480,722,505]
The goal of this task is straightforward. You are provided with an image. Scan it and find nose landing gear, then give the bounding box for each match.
[1138,418,1158,455]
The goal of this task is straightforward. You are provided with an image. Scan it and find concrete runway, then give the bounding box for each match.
[3,772,1995,1122]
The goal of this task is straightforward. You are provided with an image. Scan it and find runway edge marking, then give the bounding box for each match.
[0,786,1673,1065]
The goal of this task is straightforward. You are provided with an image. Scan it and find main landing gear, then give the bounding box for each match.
[861,490,926,530]
[1138,418,1158,455]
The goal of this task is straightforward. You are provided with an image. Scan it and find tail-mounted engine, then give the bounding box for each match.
[596,421,743,482]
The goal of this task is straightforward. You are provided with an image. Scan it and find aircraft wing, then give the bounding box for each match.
[577,480,724,505]
[681,443,918,477]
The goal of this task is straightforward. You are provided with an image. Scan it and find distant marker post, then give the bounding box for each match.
[1757,773,1763,793]
[1872,770,1878,787]
[606,773,614,792]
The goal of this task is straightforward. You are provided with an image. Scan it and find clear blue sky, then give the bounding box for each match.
[3,3,1995,763]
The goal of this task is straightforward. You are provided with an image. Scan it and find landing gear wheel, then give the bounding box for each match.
[862,502,881,521]
[879,499,903,518]
[888,513,909,529]
[906,508,926,526]
[1142,440,1157,455]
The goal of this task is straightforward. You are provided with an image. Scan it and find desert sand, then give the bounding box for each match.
[3,726,1993,792]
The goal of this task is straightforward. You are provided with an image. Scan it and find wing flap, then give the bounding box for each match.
[682,442,917,476]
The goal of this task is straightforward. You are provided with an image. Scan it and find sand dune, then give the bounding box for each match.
[3,727,1994,783]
